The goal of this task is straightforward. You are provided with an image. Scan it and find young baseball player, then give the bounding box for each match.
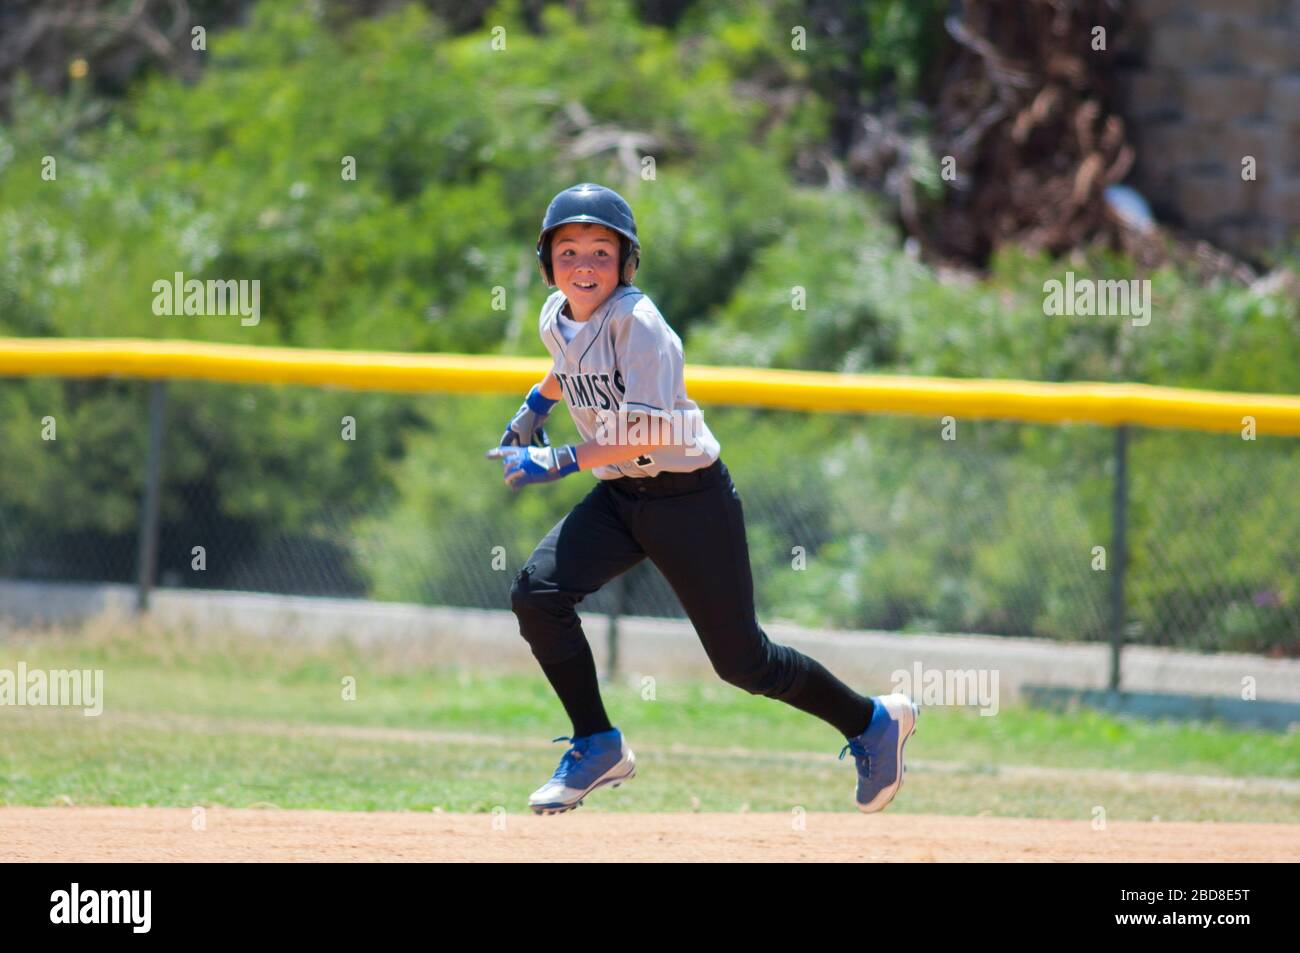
[487,183,917,815]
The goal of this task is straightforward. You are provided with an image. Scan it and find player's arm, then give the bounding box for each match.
[489,304,679,488]
[570,416,666,471]
[486,418,664,489]
[499,370,563,448]
[562,306,678,474]
[538,370,562,402]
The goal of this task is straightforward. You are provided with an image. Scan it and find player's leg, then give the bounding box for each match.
[634,467,873,737]
[511,480,645,813]
[511,479,645,738]
[633,461,917,811]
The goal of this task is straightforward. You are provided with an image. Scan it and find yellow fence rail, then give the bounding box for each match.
[2,336,1299,436]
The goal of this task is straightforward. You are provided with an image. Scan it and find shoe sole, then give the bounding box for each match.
[858,696,918,814]
[530,757,637,816]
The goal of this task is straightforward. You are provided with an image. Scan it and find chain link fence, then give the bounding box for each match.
[1,376,1297,664]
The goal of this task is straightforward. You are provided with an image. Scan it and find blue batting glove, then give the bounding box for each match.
[500,385,558,448]
[485,444,580,489]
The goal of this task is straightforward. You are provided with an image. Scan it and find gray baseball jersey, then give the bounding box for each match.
[539,286,721,480]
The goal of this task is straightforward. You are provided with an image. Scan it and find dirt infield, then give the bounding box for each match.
[2,807,1297,861]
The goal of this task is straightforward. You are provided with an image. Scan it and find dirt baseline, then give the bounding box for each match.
[3,807,1297,862]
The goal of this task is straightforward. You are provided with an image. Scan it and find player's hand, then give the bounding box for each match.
[500,385,557,448]
[486,444,580,489]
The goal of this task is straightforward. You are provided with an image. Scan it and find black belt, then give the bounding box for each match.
[604,458,725,498]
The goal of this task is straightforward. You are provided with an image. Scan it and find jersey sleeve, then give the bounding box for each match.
[615,303,679,423]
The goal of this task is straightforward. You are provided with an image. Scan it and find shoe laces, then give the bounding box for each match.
[839,738,870,778]
[550,735,591,779]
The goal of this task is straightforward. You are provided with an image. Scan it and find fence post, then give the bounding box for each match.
[605,571,627,680]
[1108,424,1128,693]
[135,380,166,612]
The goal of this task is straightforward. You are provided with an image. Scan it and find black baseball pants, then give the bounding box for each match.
[510,459,875,740]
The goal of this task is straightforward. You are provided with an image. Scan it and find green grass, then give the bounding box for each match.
[1,625,1297,821]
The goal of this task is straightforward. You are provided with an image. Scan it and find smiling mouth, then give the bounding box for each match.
[573,281,598,291]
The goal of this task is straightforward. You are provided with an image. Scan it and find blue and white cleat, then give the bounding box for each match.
[839,693,919,813]
[529,727,636,815]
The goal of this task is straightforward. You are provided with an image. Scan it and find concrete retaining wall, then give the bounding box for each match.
[2,580,1297,721]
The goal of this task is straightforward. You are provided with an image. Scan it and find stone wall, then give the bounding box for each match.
[1121,0,1300,256]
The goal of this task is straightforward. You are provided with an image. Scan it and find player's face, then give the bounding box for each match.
[551,223,621,319]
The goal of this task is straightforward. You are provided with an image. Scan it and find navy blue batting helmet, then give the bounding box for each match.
[536,183,640,286]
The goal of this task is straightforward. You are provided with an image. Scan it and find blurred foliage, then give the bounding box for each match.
[0,1,1297,654]
[860,0,949,98]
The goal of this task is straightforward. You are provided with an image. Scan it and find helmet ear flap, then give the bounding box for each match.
[537,235,554,286]
[620,238,639,285]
